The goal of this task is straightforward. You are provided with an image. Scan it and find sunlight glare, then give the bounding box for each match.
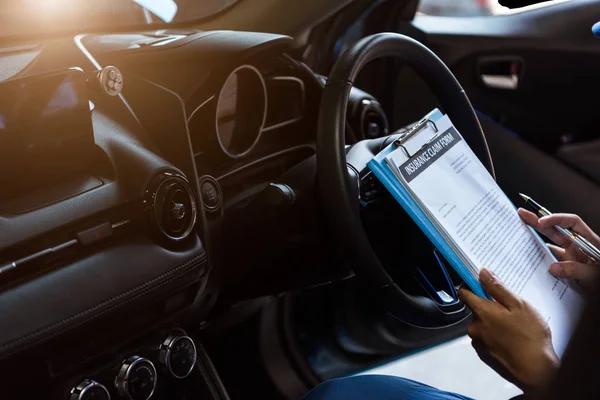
[36,0,74,15]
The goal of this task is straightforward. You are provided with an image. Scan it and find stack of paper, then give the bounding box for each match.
[367,110,583,357]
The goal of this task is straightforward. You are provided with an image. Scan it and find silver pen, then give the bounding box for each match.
[519,193,600,264]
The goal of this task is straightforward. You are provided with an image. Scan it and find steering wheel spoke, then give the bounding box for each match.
[413,249,461,307]
[345,135,398,207]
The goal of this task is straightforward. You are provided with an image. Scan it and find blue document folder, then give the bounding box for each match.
[366,109,487,298]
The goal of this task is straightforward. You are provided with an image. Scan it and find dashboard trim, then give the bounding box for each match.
[261,76,306,132]
[261,117,304,132]
[216,144,315,181]
[0,244,207,359]
[187,95,216,124]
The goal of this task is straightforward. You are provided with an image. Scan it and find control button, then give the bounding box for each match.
[367,121,381,138]
[158,334,197,379]
[347,165,361,200]
[360,172,380,202]
[201,182,218,207]
[263,183,296,207]
[114,356,157,400]
[69,379,110,400]
[76,223,113,246]
[199,176,222,212]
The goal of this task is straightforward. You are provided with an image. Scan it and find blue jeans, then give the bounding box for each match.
[302,375,475,400]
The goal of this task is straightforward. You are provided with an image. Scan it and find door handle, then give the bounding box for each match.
[480,73,519,90]
[477,56,524,90]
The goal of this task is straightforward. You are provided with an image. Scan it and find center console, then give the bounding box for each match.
[63,330,229,400]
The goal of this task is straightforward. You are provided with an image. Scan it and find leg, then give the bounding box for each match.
[302,375,474,400]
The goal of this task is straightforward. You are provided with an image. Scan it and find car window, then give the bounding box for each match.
[417,0,570,17]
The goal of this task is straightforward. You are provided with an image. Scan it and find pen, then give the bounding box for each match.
[519,193,600,264]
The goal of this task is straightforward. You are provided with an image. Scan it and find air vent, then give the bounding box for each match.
[145,172,197,242]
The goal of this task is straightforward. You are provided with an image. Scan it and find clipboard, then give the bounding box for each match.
[394,116,440,158]
[368,111,584,358]
[366,109,488,298]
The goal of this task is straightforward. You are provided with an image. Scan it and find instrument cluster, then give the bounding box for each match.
[187,60,307,169]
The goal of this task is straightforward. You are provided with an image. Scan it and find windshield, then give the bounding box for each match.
[0,0,238,37]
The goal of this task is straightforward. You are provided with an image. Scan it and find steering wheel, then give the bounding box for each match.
[317,33,495,328]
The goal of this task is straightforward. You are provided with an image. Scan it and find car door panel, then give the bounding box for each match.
[410,2,600,150]
[451,48,600,150]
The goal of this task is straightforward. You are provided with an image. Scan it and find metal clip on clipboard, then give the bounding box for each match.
[394,117,441,158]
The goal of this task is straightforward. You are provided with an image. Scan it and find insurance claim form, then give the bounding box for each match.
[386,115,583,358]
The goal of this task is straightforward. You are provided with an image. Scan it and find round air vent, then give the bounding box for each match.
[145,172,197,242]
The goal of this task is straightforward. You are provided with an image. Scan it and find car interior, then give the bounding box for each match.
[1,0,600,399]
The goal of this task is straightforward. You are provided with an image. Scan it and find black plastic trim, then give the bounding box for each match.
[0,234,207,359]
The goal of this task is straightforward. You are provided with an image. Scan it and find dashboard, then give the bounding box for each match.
[0,29,388,399]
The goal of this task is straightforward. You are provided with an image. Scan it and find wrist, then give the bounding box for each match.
[520,348,560,395]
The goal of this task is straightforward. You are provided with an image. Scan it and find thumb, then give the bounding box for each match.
[480,269,520,310]
[550,261,599,281]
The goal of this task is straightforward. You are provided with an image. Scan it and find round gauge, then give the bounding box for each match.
[114,356,157,400]
[159,335,197,379]
[215,65,267,159]
[70,380,111,400]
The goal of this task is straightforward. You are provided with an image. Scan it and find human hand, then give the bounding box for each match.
[519,209,600,285]
[458,269,559,395]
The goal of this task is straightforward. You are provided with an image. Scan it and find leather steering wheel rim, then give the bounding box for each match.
[317,33,495,327]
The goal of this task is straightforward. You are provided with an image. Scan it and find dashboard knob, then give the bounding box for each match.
[69,379,110,400]
[114,356,157,400]
[264,183,296,207]
[158,334,197,379]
